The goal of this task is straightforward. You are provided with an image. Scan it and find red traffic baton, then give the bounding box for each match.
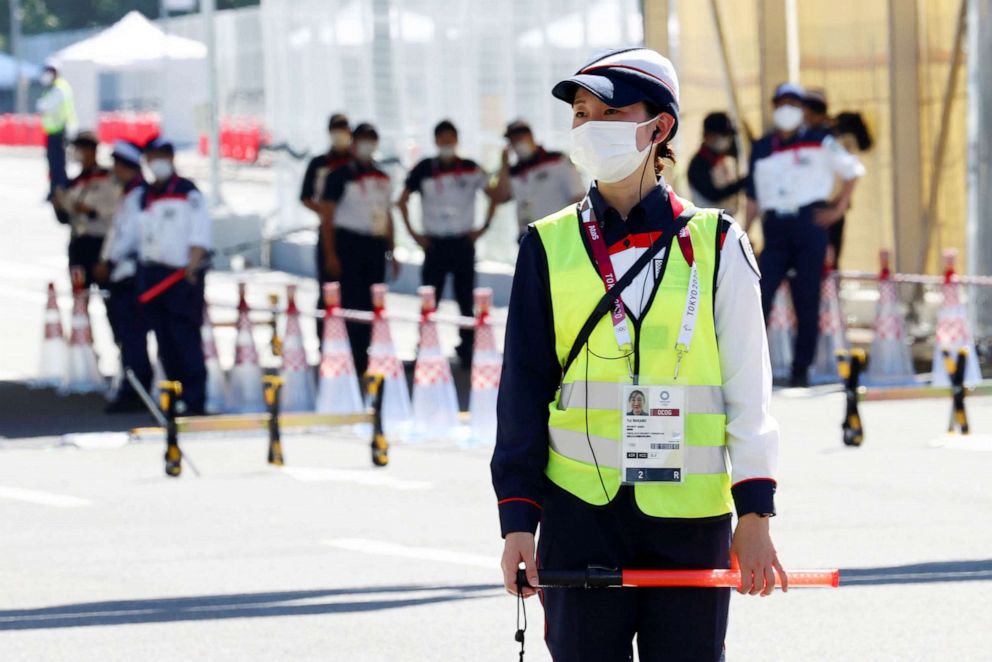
[138,268,187,304]
[517,565,840,590]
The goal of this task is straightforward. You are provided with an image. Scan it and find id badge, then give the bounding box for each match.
[620,384,685,484]
[371,206,389,237]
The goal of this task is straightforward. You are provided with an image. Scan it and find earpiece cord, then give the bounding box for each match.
[585,342,613,505]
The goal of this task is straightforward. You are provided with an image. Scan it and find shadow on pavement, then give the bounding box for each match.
[840,559,992,587]
[0,381,154,440]
[0,584,501,631]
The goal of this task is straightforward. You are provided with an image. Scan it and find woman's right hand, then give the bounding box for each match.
[501,532,539,597]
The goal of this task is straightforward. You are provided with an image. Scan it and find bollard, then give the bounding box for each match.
[269,292,282,358]
[942,348,970,435]
[365,373,389,467]
[159,381,184,477]
[264,375,285,465]
[835,349,867,447]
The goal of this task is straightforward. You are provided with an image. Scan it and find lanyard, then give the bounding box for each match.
[579,189,699,379]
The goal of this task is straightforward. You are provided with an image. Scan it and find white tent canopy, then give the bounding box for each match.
[52,11,206,68]
[48,11,208,143]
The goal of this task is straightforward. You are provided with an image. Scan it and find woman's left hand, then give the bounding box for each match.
[730,513,788,596]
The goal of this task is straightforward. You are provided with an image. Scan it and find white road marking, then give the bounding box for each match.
[322,538,495,569]
[282,466,433,490]
[0,486,92,508]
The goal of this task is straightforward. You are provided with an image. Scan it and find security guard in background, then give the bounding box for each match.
[493,47,783,661]
[301,112,353,344]
[491,119,586,239]
[687,111,748,216]
[745,83,865,386]
[54,131,119,288]
[397,119,496,365]
[36,64,77,199]
[137,137,211,415]
[95,140,152,413]
[320,123,395,377]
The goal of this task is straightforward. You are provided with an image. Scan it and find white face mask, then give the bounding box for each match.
[773,105,805,133]
[438,145,457,160]
[148,159,174,181]
[512,141,535,161]
[40,71,55,87]
[355,141,376,160]
[710,136,733,154]
[569,116,659,184]
[330,130,351,150]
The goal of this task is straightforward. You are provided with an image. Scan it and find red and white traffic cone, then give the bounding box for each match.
[279,284,315,412]
[315,282,364,414]
[201,304,225,414]
[866,249,916,386]
[225,282,266,413]
[931,249,981,387]
[468,288,501,446]
[34,282,68,388]
[411,286,460,439]
[366,283,412,435]
[767,281,797,382]
[811,268,848,384]
[62,268,105,394]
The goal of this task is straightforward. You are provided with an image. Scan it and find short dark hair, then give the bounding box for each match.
[352,122,379,141]
[328,113,350,131]
[434,119,458,138]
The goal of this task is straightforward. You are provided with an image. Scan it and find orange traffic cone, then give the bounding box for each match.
[201,304,225,414]
[34,282,67,388]
[932,249,981,387]
[62,268,105,394]
[767,281,797,381]
[411,286,460,439]
[866,249,916,386]
[279,284,316,412]
[315,282,364,414]
[225,282,266,413]
[811,268,848,384]
[467,288,501,446]
[366,283,412,435]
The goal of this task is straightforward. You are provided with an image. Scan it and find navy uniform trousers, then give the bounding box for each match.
[758,207,830,377]
[46,130,68,197]
[538,483,731,662]
[336,228,388,378]
[421,234,475,364]
[138,265,207,413]
[106,276,152,400]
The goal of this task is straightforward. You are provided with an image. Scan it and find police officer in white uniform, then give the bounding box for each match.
[491,119,586,239]
[96,140,152,413]
[320,123,395,376]
[744,83,865,386]
[397,119,496,365]
[137,137,212,414]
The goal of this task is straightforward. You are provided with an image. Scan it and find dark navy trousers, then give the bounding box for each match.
[336,228,388,378]
[422,234,475,363]
[537,484,731,662]
[106,276,152,400]
[758,208,829,375]
[138,265,207,412]
[46,131,68,196]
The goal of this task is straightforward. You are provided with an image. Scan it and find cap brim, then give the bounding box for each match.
[552,73,647,108]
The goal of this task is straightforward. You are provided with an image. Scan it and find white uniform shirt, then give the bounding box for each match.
[510,149,585,231]
[322,161,393,237]
[137,176,212,268]
[100,177,145,282]
[405,157,487,237]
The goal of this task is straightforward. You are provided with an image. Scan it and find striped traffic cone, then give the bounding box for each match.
[865,249,916,386]
[811,268,848,384]
[279,284,316,412]
[931,249,981,387]
[62,268,105,394]
[201,304,226,414]
[366,283,412,435]
[468,288,501,446]
[411,286,460,439]
[34,282,67,388]
[767,281,797,382]
[315,282,364,414]
[225,282,266,413]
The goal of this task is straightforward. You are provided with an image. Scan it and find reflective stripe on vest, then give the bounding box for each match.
[559,381,725,414]
[548,427,728,472]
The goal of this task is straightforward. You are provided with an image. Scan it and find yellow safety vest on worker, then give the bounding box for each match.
[39,78,77,135]
[532,202,732,519]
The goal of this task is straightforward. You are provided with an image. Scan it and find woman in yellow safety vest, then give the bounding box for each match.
[491,47,786,661]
